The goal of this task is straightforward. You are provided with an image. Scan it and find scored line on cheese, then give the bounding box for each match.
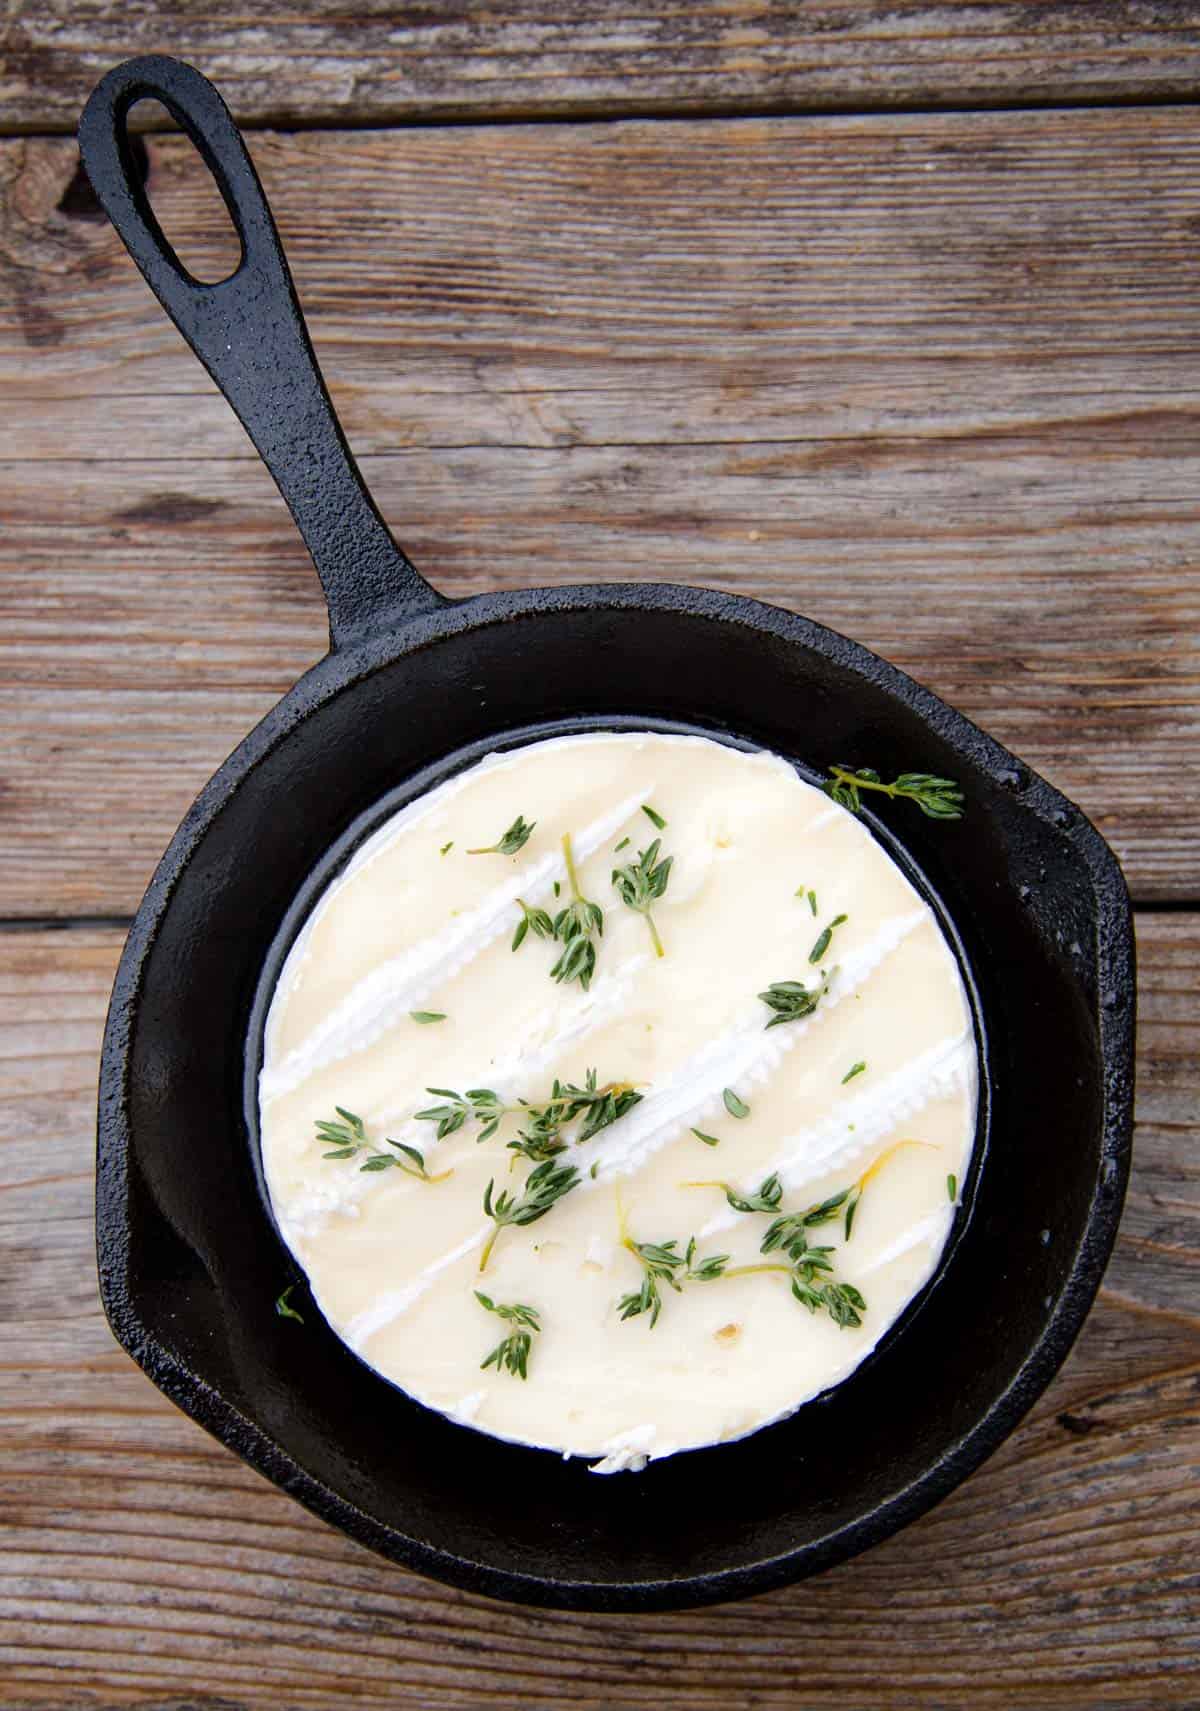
[571,906,928,1185]
[262,787,651,1101]
[345,1224,489,1348]
[376,952,650,1135]
[697,1028,976,1239]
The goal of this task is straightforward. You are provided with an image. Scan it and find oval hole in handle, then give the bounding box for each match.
[130,97,244,286]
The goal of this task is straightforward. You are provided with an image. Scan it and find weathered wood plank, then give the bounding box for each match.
[0,916,1196,1706]
[2,110,1199,913]
[6,0,1200,133]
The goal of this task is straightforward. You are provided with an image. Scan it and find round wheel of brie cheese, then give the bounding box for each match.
[260,732,978,1472]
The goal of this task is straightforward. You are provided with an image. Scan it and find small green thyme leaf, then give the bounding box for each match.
[467,815,536,856]
[410,1010,447,1024]
[614,836,631,852]
[948,1173,958,1202]
[275,1285,304,1323]
[440,841,453,855]
[841,1060,867,1084]
[808,889,818,916]
[810,913,848,964]
[691,1127,721,1147]
[642,804,668,829]
[723,1087,750,1119]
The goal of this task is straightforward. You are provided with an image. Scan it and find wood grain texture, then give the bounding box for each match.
[2,109,1199,912]
[6,0,1200,133]
[0,914,1195,1707]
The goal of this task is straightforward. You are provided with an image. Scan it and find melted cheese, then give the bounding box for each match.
[259,733,977,1471]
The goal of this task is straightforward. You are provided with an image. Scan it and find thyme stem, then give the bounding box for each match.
[562,831,584,899]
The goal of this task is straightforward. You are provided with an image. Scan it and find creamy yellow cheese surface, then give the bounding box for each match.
[260,733,977,1471]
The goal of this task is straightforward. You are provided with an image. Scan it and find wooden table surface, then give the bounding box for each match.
[2,5,1198,1705]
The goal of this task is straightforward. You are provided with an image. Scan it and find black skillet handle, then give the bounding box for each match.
[78,56,450,649]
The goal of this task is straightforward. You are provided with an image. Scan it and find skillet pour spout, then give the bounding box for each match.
[80,55,1135,1611]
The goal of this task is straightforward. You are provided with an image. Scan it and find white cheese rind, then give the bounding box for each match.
[260,732,978,1469]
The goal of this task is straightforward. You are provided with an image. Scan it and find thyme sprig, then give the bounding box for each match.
[416,1071,641,1158]
[759,1206,865,1326]
[687,1173,854,1232]
[677,1172,866,1325]
[550,833,604,989]
[759,969,830,1029]
[511,897,554,952]
[612,837,673,958]
[509,1071,643,1163]
[618,1236,730,1327]
[719,1138,938,1258]
[617,1218,864,1330]
[761,1184,859,1253]
[316,1107,451,1182]
[416,1087,506,1143]
[475,1292,541,1379]
[826,765,964,821]
[468,815,536,855]
[481,1159,579,1270]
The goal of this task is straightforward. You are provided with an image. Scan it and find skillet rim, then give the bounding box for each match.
[96,579,1135,1611]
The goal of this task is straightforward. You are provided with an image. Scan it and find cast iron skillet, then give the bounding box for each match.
[80,55,1134,1612]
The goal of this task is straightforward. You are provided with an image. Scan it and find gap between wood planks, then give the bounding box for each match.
[7,86,1200,144]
